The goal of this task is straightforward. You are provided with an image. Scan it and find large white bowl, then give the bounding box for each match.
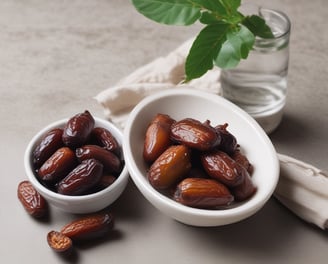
[123,88,279,226]
[25,117,129,214]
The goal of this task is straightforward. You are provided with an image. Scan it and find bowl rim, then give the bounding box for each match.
[123,88,280,221]
[24,116,128,202]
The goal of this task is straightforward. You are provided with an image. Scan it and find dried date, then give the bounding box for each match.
[32,128,64,168]
[231,173,257,201]
[170,118,220,151]
[62,110,95,148]
[57,159,103,195]
[232,149,253,175]
[91,127,120,155]
[47,231,73,253]
[174,178,234,209]
[17,180,48,218]
[60,212,114,241]
[143,113,175,163]
[201,150,247,187]
[98,174,116,189]
[215,123,237,155]
[76,145,122,174]
[37,147,77,183]
[148,145,191,190]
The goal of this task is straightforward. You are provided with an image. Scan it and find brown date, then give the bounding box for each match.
[143,113,175,163]
[62,110,95,148]
[57,159,103,195]
[148,145,191,190]
[60,212,114,241]
[32,128,64,168]
[232,173,257,201]
[201,150,247,187]
[215,123,237,155]
[47,231,73,254]
[17,180,48,218]
[86,174,117,193]
[173,178,234,209]
[170,118,220,151]
[232,149,253,175]
[38,147,77,183]
[76,145,122,174]
[98,174,116,189]
[91,127,120,155]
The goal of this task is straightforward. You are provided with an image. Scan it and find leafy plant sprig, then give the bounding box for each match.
[131,0,273,82]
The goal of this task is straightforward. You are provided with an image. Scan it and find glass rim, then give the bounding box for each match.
[258,6,291,40]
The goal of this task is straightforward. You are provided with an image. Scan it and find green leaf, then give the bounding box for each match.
[131,0,201,25]
[242,15,274,38]
[198,1,241,25]
[199,11,220,24]
[235,25,254,58]
[185,23,230,81]
[214,25,254,69]
[219,0,241,14]
[198,4,242,25]
[191,0,227,14]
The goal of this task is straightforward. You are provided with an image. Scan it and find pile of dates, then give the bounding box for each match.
[32,110,123,196]
[143,114,256,209]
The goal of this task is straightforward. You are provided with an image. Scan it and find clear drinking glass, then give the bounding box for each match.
[220,7,291,133]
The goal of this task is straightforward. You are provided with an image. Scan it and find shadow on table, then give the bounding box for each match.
[110,176,328,262]
[109,179,159,225]
[270,112,310,147]
[176,198,327,260]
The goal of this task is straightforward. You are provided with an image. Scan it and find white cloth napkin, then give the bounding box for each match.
[95,39,328,230]
[275,154,328,230]
[94,38,221,129]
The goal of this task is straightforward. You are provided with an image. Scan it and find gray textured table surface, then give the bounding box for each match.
[1,0,327,263]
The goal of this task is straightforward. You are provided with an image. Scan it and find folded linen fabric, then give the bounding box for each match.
[95,39,328,230]
[275,154,328,230]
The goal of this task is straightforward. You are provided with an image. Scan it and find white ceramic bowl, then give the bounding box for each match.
[123,88,279,226]
[25,117,129,214]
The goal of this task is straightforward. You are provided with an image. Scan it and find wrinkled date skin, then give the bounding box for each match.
[232,173,257,201]
[38,147,77,183]
[33,128,64,168]
[215,123,237,155]
[60,212,114,241]
[47,231,73,254]
[91,127,120,155]
[143,113,175,163]
[57,159,103,195]
[170,118,220,151]
[148,145,191,190]
[174,178,234,209]
[232,149,253,175]
[201,150,248,187]
[62,110,95,148]
[76,145,122,174]
[17,180,48,218]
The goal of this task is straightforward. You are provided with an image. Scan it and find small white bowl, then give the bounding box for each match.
[25,117,129,214]
[123,88,279,226]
